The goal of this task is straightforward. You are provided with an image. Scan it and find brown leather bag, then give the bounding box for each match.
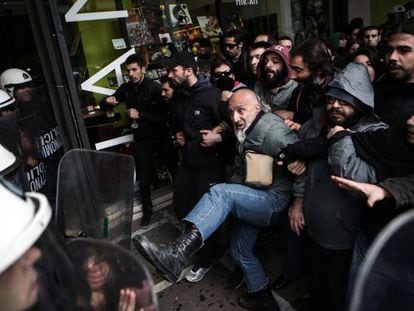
[244,150,274,188]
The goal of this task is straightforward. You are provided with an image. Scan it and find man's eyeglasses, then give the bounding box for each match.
[213,71,232,79]
[225,43,238,49]
[326,96,350,106]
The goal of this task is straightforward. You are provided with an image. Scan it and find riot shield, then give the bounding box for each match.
[348,209,414,311]
[0,112,29,190]
[56,149,135,249]
[67,238,159,311]
[16,83,64,203]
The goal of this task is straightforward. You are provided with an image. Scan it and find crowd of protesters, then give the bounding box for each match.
[132,7,414,311]
[1,4,414,311]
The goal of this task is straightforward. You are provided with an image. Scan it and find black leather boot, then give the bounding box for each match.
[133,225,203,283]
[140,206,152,227]
[237,285,280,311]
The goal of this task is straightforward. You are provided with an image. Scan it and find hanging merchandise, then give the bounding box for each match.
[125,7,154,47]
[173,26,215,55]
[197,16,222,38]
[169,3,192,27]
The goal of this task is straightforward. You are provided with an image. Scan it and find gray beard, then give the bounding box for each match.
[234,122,252,144]
[235,129,247,144]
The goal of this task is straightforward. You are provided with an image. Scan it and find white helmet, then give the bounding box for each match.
[0,68,33,96]
[0,89,15,109]
[0,179,52,273]
[0,144,16,174]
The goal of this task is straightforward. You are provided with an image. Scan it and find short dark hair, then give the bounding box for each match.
[125,54,145,67]
[361,25,380,35]
[159,76,170,85]
[254,33,277,45]
[351,46,383,75]
[290,38,333,77]
[249,41,271,52]
[224,29,246,44]
[277,35,294,43]
[210,56,233,76]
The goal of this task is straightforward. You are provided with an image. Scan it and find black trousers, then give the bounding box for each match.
[306,235,353,311]
[135,136,178,209]
[173,161,223,219]
[173,160,224,268]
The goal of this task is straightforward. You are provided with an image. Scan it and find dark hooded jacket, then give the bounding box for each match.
[349,95,414,240]
[254,45,298,112]
[171,75,224,168]
[299,62,387,249]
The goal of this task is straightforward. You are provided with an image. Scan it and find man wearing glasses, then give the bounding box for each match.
[224,29,250,85]
[286,62,386,311]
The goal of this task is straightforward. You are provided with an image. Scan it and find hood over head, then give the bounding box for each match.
[325,62,374,114]
[257,45,292,87]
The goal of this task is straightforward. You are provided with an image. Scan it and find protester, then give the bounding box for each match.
[248,41,271,86]
[285,62,386,311]
[374,22,414,125]
[224,29,250,84]
[164,51,229,284]
[254,45,298,116]
[101,54,178,227]
[134,88,305,311]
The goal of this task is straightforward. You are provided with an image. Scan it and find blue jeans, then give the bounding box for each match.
[184,183,288,292]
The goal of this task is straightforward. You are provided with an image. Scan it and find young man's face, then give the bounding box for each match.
[249,47,267,75]
[386,33,414,83]
[225,37,242,59]
[264,53,285,80]
[161,82,174,102]
[278,39,293,51]
[290,55,312,82]
[363,29,381,47]
[168,65,191,87]
[126,63,145,84]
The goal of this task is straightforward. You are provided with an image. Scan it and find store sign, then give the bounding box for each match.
[81,48,135,95]
[235,0,259,5]
[65,0,128,22]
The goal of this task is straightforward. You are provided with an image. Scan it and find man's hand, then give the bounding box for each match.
[105,96,118,106]
[176,131,185,146]
[200,130,222,147]
[127,108,139,120]
[221,90,234,102]
[331,175,391,207]
[212,124,224,134]
[284,119,301,132]
[288,197,304,235]
[276,159,306,175]
[327,125,346,139]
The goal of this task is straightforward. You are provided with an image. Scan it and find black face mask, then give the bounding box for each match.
[215,75,235,91]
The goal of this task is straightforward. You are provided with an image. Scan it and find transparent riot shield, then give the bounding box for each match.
[56,149,135,249]
[67,238,159,311]
[348,209,414,311]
